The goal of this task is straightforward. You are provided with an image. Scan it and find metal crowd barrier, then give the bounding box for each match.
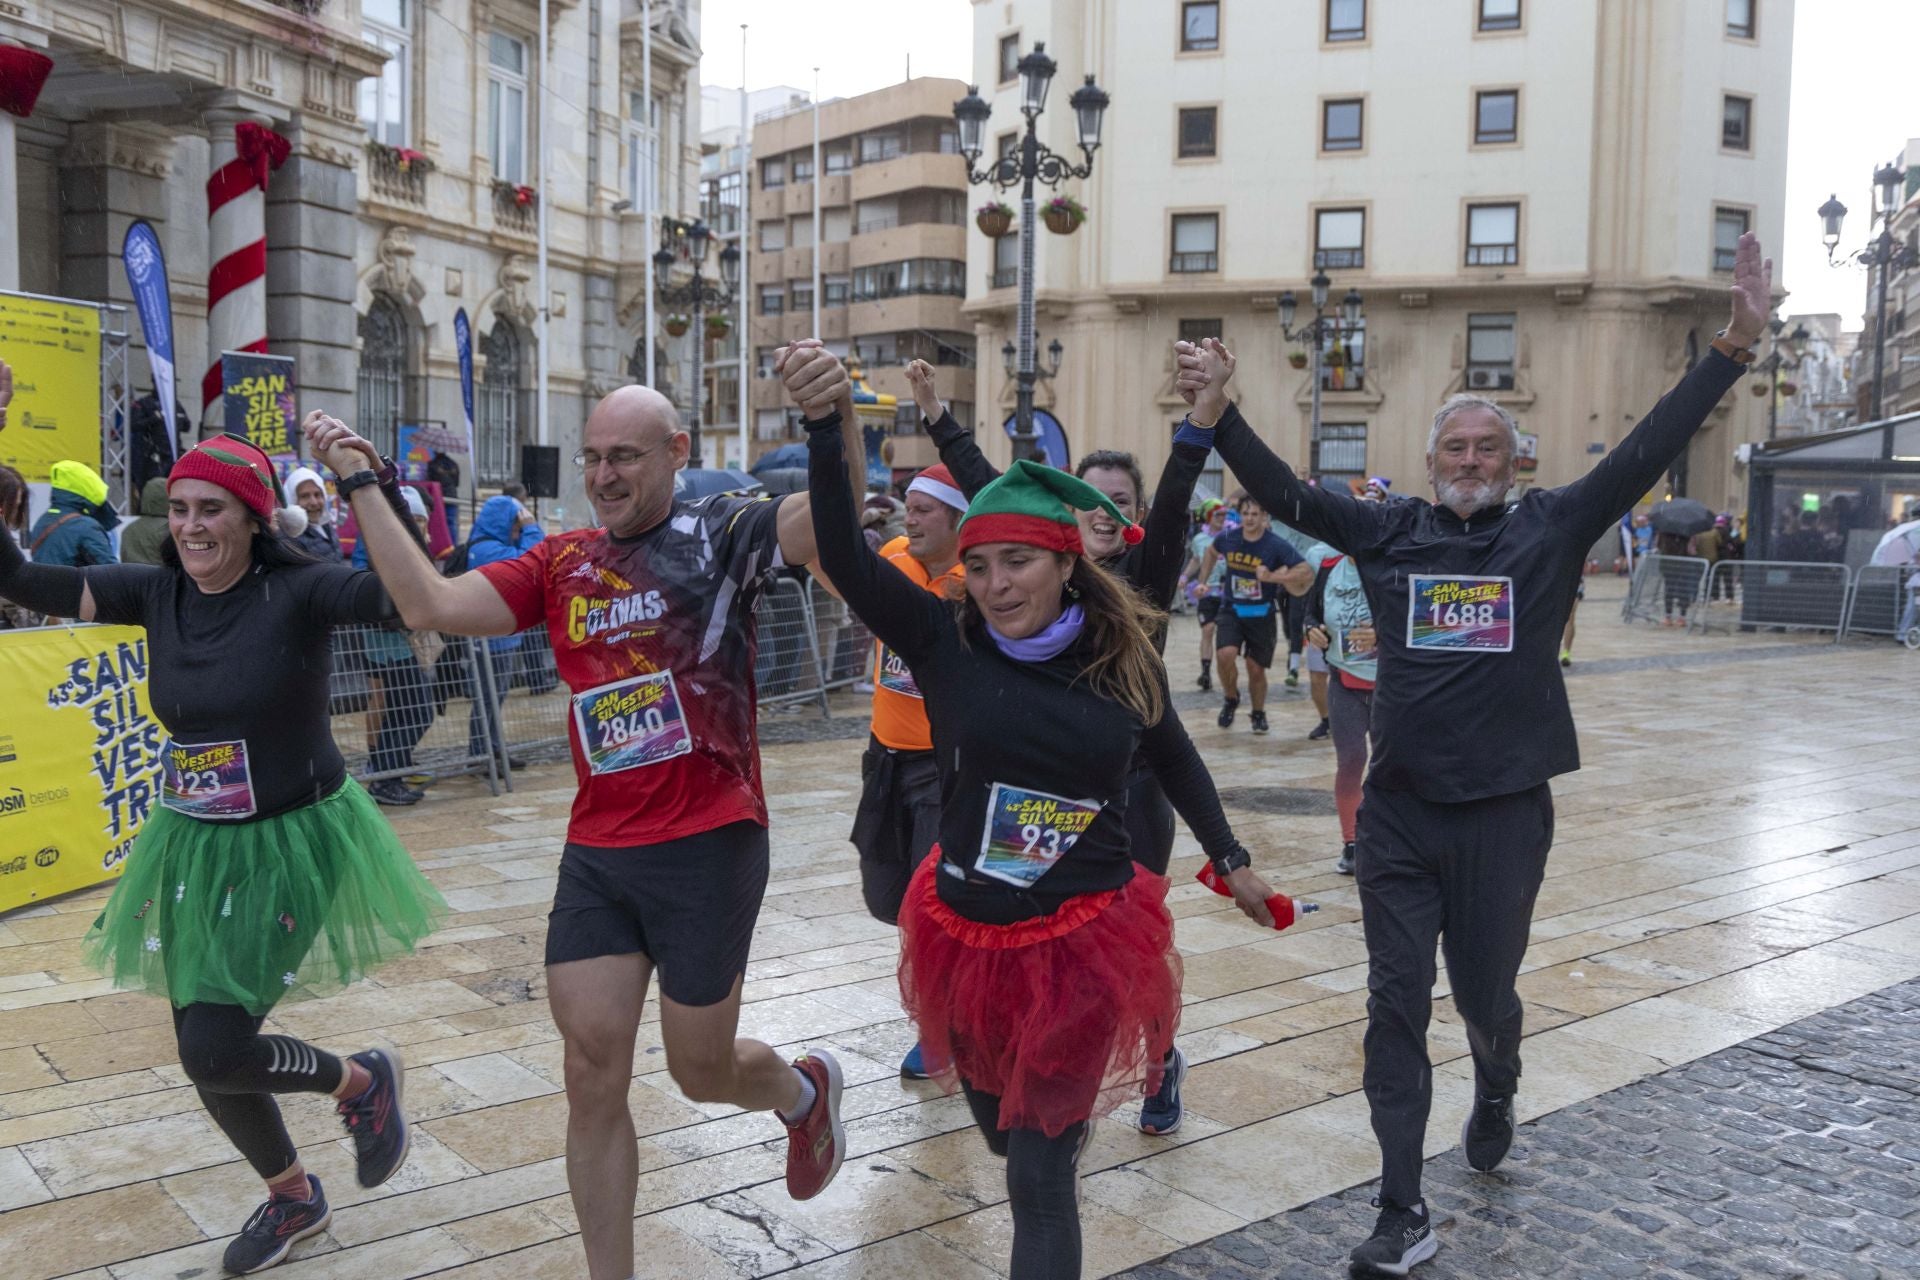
[1620,554,1710,625]
[1841,564,1920,642]
[1690,560,1851,638]
[809,579,877,694]
[326,623,506,793]
[756,576,832,711]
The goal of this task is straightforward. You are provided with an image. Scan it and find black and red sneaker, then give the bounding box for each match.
[222,1174,331,1274]
[337,1048,410,1188]
[782,1050,846,1201]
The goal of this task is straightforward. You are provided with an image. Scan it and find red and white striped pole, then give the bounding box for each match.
[202,116,289,417]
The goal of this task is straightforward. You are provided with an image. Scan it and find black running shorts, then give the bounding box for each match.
[1198,595,1221,625]
[1215,608,1278,669]
[546,820,770,1006]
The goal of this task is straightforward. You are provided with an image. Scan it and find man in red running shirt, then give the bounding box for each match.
[305,378,863,1280]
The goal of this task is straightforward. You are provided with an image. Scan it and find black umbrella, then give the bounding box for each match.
[1647,498,1715,537]
[754,467,810,496]
[750,443,809,474]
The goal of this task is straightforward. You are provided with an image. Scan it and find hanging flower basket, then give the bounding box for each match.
[705,313,732,338]
[1287,350,1309,370]
[1043,195,1087,235]
[1749,381,1769,397]
[976,202,1014,238]
[664,314,690,338]
[1778,380,1798,397]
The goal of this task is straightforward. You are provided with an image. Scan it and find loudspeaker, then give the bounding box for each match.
[520,445,560,498]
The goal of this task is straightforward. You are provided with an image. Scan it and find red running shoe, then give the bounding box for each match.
[782,1050,845,1201]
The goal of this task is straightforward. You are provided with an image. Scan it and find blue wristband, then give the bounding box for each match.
[1173,417,1216,450]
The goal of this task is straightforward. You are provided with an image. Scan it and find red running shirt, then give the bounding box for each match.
[477,494,788,847]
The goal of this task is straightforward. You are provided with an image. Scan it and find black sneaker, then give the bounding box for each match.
[1217,698,1239,729]
[1308,717,1331,740]
[1197,667,1212,692]
[1349,1198,1437,1277]
[337,1048,410,1187]
[367,779,422,807]
[1462,1092,1516,1172]
[1336,842,1356,875]
[222,1174,331,1274]
[1138,1046,1186,1135]
[1249,710,1269,735]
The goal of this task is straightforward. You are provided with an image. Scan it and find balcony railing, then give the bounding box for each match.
[1467,243,1519,267]
[366,143,430,207]
[492,181,538,237]
[1170,251,1219,273]
[989,268,1018,289]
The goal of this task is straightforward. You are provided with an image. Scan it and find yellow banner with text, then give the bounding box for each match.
[0,293,102,483]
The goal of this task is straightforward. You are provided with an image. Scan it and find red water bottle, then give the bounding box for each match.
[1195,864,1317,930]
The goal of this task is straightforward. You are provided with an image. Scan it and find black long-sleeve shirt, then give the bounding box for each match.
[809,411,1246,923]
[1208,350,1746,803]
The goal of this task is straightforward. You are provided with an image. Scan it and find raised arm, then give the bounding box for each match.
[0,529,103,621]
[773,341,885,566]
[907,359,999,499]
[1132,439,1211,611]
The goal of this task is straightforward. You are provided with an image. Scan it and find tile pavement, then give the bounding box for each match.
[2,580,1918,1278]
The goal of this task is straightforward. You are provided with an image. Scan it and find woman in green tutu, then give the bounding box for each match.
[0,396,443,1274]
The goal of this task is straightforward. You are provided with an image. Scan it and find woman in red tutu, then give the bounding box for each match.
[783,346,1304,1278]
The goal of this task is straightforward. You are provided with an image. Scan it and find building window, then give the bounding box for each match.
[486,32,528,184]
[1465,313,1517,390]
[1312,422,1368,479]
[1178,106,1218,159]
[356,296,409,457]
[1321,319,1365,391]
[1726,0,1755,39]
[1170,213,1219,273]
[792,155,815,183]
[476,320,523,484]
[851,259,968,301]
[1714,207,1749,271]
[1466,202,1520,266]
[758,220,786,252]
[1322,98,1364,152]
[1315,208,1366,270]
[703,169,742,236]
[758,284,784,317]
[825,145,852,174]
[1478,0,1521,32]
[823,207,852,241]
[359,0,411,147]
[756,346,779,376]
[823,275,851,307]
[859,132,903,164]
[1475,90,1518,144]
[1326,0,1365,43]
[625,92,661,216]
[1178,318,1222,344]
[999,34,1021,84]
[1182,2,1220,51]
[789,280,814,313]
[760,157,785,189]
[992,232,1020,289]
[1722,95,1752,151]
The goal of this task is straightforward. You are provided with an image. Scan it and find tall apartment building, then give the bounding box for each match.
[744,77,976,470]
[965,0,1794,513]
[1856,142,1920,424]
[4,0,705,503]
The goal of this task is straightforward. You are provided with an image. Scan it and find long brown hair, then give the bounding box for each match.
[0,465,27,535]
[956,553,1167,726]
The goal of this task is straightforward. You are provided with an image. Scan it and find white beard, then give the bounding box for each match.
[1434,476,1511,514]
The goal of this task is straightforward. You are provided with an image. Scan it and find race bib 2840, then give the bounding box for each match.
[1407,575,1514,652]
[571,670,693,775]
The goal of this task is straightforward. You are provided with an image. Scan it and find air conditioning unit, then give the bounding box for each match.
[1467,369,1500,390]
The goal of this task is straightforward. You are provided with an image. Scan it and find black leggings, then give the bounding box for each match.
[962,1080,1089,1280]
[173,1003,346,1179]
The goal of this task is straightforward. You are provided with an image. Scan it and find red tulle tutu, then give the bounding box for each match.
[897,853,1183,1137]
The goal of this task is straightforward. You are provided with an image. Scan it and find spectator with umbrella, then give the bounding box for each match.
[1649,498,1714,626]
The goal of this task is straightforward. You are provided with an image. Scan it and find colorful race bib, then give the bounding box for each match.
[571,670,693,775]
[1230,573,1265,602]
[875,645,922,699]
[162,739,257,820]
[1337,626,1376,661]
[975,783,1105,888]
[1407,575,1514,652]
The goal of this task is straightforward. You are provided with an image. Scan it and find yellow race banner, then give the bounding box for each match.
[0,626,160,913]
[0,293,102,483]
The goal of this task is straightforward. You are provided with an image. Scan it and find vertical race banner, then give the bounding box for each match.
[0,627,162,911]
[220,351,298,481]
[121,220,179,455]
[0,293,102,482]
[454,307,476,464]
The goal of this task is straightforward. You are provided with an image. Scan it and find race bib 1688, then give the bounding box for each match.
[1407,575,1514,652]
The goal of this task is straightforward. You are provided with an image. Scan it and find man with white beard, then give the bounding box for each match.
[1173,232,1771,1276]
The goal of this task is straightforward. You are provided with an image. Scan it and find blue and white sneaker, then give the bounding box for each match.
[1139,1046,1186,1135]
[899,1042,933,1080]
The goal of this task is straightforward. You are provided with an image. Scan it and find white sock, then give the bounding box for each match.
[778,1068,816,1125]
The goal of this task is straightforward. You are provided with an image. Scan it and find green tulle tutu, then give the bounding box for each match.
[83,778,445,1015]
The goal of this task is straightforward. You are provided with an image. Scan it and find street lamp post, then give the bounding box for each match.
[954,47,1108,462]
[1278,271,1364,459]
[1819,160,1918,421]
[654,217,741,468]
[1760,315,1809,440]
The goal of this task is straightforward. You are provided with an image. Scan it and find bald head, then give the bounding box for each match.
[581,383,692,535]
[586,384,682,448]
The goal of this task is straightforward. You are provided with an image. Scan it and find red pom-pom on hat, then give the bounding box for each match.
[1123,523,1145,545]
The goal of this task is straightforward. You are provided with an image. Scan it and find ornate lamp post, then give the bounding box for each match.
[1819,160,1919,421]
[1278,271,1365,458]
[653,217,740,467]
[1760,315,1809,440]
[955,47,1108,461]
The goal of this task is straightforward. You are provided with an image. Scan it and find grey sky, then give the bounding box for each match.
[700,1,1920,331]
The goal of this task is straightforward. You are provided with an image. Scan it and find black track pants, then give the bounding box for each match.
[173,1003,347,1178]
[960,1080,1089,1279]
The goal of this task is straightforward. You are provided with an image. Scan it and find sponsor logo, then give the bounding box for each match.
[567,589,666,643]
[34,847,59,868]
[0,734,16,764]
[0,788,27,818]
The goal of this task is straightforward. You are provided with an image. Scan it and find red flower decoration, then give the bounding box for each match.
[234,121,291,191]
[514,185,536,207]
[0,45,55,119]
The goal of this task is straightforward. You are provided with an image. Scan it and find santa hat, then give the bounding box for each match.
[906,463,967,513]
[957,459,1142,555]
[169,435,281,522]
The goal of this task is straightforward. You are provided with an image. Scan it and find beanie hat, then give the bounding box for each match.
[401,485,428,520]
[169,435,280,522]
[906,463,967,513]
[957,459,1142,555]
[50,459,110,508]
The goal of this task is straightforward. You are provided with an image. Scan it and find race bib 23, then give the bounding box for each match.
[162,738,257,820]
[1407,575,1514,652]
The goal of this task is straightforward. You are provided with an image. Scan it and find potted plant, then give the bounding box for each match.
[1750,380,1769,397]
[976,201,1014,237]
[664,313,690,338]
[1779,380,1799,397]
[1042,195,1086,235]
[1287,348,1309,370]
[705,313,732,339]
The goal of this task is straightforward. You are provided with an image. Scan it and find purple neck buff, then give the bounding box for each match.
[987,603,1086,662]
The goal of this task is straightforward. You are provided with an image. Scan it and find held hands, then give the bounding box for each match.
[1726,232,1773,349]
[302,410,381,478]
[774,339,855,422]
[903,359,944,425]
[1173,338,1236,427]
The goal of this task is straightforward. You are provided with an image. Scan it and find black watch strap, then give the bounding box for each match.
[337,469,381,500]
[1210,847,1252,876]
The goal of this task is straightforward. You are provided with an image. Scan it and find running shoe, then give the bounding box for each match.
[1462,1092,1516,1172]
[222,1174,331,1274]
[337,1049,410,1188]
[899,1042,932,1080]
[1285,668,1300,688]
[1249,710,1269,735]
[1308,717,1331,740]
[1336,842,1356,876]
[783,1050,846,1201]
[1138,1046,1186,1135]
[1217,697,1239,729]
[1197,667,1212,692]
[367,779,422,807]
[1349,1198,1437,1277]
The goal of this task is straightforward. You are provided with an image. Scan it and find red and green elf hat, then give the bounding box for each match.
[168,435,282,522]
[956,459,1143,555]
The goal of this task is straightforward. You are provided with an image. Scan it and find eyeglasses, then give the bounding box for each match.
[574,444,662,469]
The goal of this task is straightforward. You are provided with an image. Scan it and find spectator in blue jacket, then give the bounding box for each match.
[462,494,544,761]
[28,460,118,567]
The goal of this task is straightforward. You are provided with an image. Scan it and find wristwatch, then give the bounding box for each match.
[337,456,394,501]
[1210,846,1252,877]
[1710,330,1757,365]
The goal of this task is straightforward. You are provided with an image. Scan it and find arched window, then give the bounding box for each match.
[477,321,524,484]
[627,334,671,396]
[356,297,409,456]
